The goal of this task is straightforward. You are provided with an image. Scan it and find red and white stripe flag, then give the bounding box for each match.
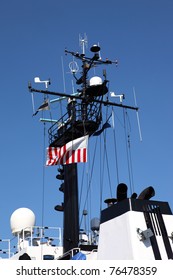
[46,135,88,166]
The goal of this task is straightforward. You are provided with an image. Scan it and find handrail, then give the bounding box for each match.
[48,102,101,145]
[0,226,62,259]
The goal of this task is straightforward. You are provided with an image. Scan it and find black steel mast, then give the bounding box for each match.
[29,44,138,257]
[63,163,79,253]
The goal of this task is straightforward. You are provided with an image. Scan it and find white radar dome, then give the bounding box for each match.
[10,207,35,236]
[89,76,102,87]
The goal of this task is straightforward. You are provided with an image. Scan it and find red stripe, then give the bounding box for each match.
[48,147,53,160]
[53,159,57,165]
[71,150,74,163]
[58,144,65,165]
[78,149,81,162]
[47,148,53,166]
[63,144,67,164]
[84,148,87,162]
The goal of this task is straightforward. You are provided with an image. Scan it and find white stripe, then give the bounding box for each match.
[66,135,88,152]
[74,149,78,163]
[80,149,83,162]
[68,149,72,164]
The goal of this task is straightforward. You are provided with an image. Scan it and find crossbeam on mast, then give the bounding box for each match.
[28,86,139,111]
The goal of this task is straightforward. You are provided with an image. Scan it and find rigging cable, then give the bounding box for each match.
[41,94,54,234]
[97,105,116,211]
[78,164,86,212]
[101,128,113,199]
[102,94,114,198]
[99,135,103,213]
[79,137,98,229]
[40,105,48,259]
[41,94,50,228]
[123,108,135,195]
[41,121,46,228]
[99,113,115,212]
[79,94,104,227]
[111,107,120,185]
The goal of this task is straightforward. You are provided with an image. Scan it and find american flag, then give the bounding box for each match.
[46,135,88,166]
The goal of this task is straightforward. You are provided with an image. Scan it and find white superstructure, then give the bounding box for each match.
[97,198,173,259]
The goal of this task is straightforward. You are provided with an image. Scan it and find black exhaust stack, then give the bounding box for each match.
[138,186,155,200]
[116,183,128,202]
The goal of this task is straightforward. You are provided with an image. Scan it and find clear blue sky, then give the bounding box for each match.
[0,0,173,241]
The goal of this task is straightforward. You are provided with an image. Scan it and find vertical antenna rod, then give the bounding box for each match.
[133,87,142,142]
[61,56,66,93]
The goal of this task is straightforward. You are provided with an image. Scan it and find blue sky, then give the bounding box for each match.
[0,0,173,243]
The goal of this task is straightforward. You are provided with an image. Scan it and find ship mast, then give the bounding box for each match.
[28,42,138,256]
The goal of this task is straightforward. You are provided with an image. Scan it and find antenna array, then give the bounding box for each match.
[79,33,88,55]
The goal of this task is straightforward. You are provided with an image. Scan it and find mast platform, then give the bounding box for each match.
[48,102,101,147]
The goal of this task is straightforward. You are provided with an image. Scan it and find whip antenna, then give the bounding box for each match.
[61,56,66,93]
[133,87,142,142]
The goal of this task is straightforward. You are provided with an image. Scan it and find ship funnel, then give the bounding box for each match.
[138,186,155,200]
[116,183,128,202]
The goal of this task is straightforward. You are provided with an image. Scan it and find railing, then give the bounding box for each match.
[0,239,12,258]
[0,226,62,259]
[48,102,101,145]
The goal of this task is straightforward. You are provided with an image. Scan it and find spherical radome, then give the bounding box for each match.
[10,208,35,235]
[89,76,102,86]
